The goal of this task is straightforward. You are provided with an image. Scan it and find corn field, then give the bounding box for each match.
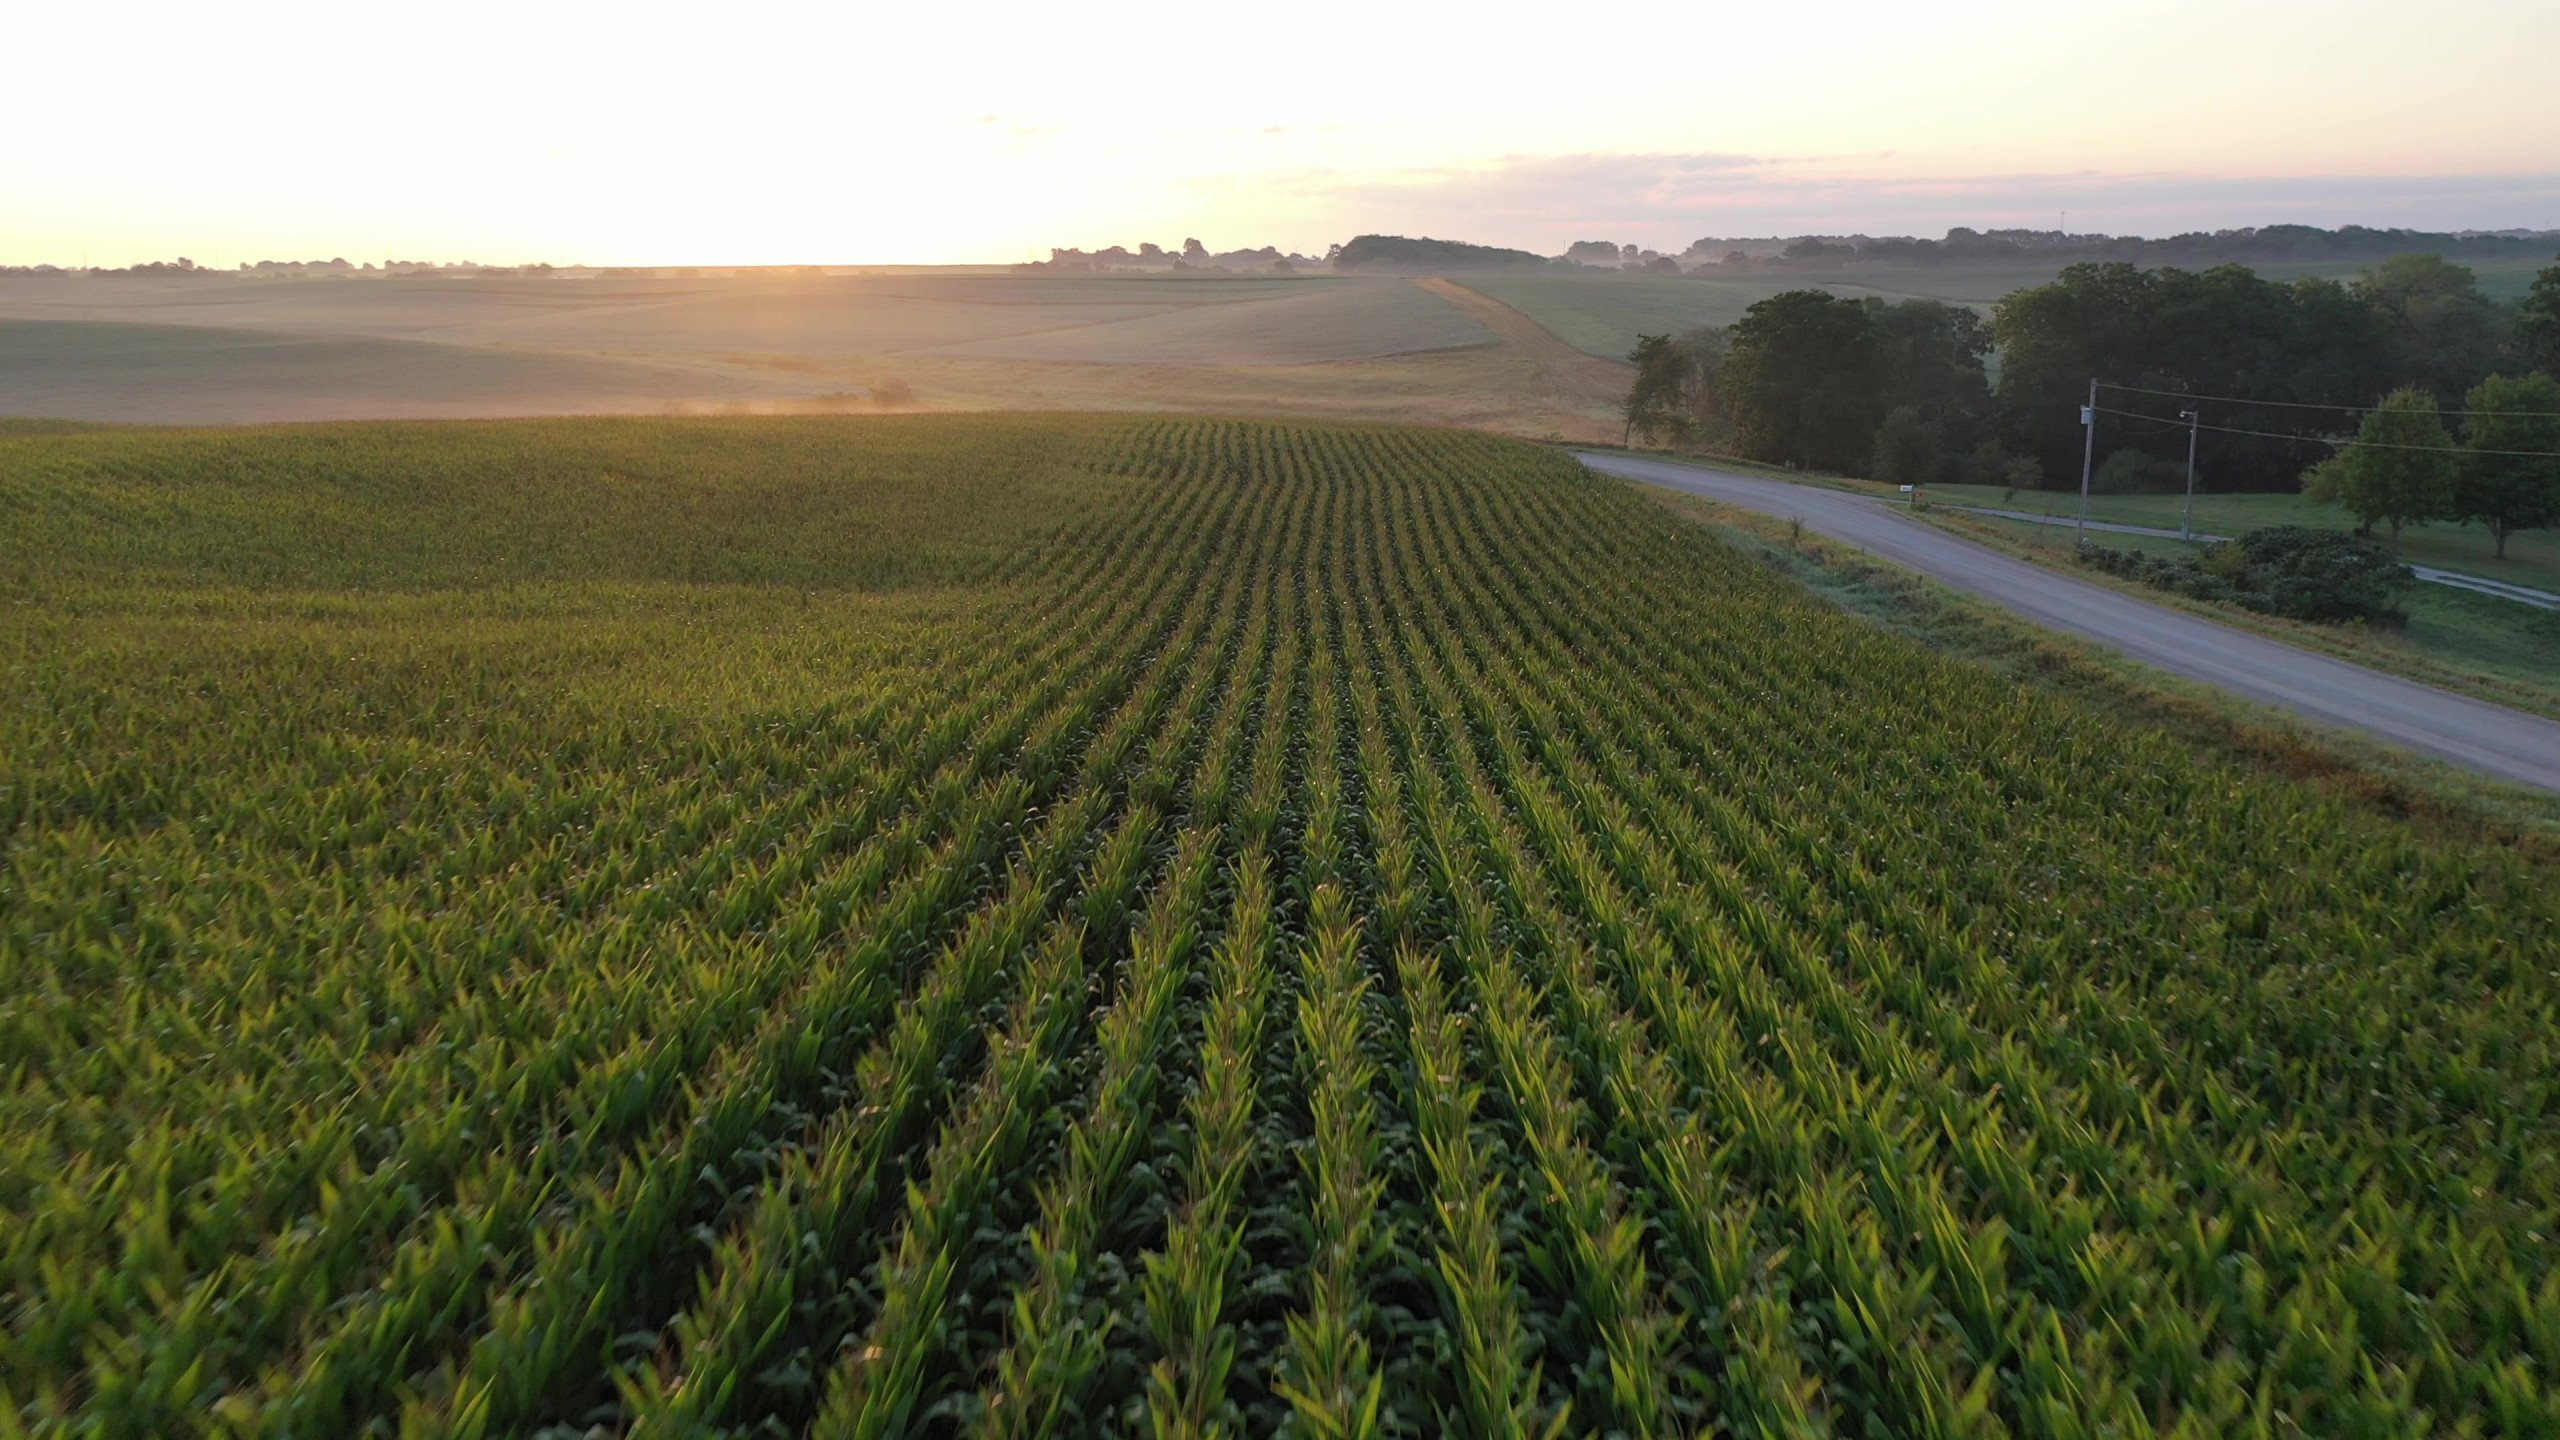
[3,415,2556,1438]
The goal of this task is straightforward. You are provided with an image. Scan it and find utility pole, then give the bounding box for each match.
[2179,407,2200,541]
[2077,378,2097,533]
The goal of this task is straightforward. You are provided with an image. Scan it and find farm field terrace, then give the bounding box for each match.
[4,415,2557,1437]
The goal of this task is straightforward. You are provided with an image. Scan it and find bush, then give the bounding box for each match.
[2073,542,2238,604]
[2222,526,2415,622]
[2074,525,2412,624]
[1961,440,2045,492]
[2092,447,2187,495]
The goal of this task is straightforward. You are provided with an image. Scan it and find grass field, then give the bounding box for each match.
[7,414,2557,1436]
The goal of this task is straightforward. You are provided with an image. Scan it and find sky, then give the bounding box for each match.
[6,0,2557,268]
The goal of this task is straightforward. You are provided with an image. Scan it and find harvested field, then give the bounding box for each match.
[0,319,798,425]
[0,273,1532,427]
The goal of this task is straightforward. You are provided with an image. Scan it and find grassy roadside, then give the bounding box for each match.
[1909,482,2560,591]
[1920,506,2560,720]
[1634,481,2560,851]
[1587,444,2560,720]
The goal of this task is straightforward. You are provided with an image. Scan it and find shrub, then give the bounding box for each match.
[2092,447,2188,495]
[1961,439,2045,492]
[2075,525,2412,623]
[2074,541,2237,604]
[2222,525,2415,622]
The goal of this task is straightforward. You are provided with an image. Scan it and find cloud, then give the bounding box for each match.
[1184,152,2560,251]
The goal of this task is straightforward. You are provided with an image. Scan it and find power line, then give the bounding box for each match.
[2096,379,2560,420]
[2099,411,2191,439]
[2092,404,2560,459]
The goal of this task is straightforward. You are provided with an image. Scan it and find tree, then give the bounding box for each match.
[1992,263,2157,486]
[2304,387,2456,541]
[2354,253,2503,404]
[1329,234,1547,272]
[1993,261,2400,493]
[1720,291,1881,471]
[1621,333,1692,445]
[1866,298,1991,443]
[1707,291,1992,475]
[1672,326,1733,446]
[1960,440,2043,490]
[2513,257,2560,378]
[2455,372,2560,557]
[1870,407,1946,486]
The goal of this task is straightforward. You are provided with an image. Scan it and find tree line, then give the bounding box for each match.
[1625,253,2560,552]
[1681,223,2559,272]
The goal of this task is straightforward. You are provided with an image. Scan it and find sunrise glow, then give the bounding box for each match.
[9,0,2557,267]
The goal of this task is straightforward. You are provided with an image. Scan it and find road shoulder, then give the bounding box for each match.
[1633,481,2560,847]
[1585,447,2560,724]
[1908,504,2560,721]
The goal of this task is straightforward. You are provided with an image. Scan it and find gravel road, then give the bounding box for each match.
[1581,451,2560,793]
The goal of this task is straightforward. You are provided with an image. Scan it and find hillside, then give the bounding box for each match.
[8,414,2556,1436]
[0,272,1641,437]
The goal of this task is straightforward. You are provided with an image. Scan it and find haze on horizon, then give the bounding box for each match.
[8,0,2557,270]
